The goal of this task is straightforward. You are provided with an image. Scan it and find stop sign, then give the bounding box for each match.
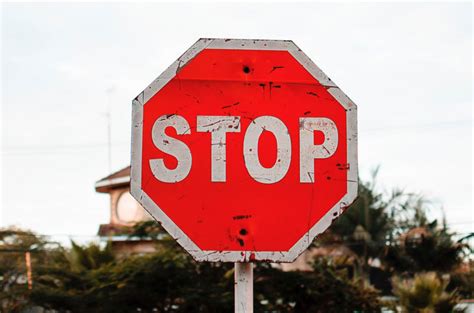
[131,38,357,262]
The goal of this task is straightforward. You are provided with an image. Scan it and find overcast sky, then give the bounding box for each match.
[1,2,472,243]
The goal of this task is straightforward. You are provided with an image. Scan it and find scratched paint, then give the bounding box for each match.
[130,38,358,263]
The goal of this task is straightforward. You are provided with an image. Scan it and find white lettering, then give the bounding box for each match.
[243,116,292,184]
[197,116,241,182]
[299,117,338,183]
[150,115,192,183]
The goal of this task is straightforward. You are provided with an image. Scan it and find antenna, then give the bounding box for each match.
[106,87,115,173]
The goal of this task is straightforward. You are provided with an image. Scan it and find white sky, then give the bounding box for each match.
[1,2,472,243]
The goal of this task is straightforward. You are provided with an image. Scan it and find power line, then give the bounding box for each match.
[2,142,129,152]
[3,142,128,150]
[2,119,472,155]
[359,119,472,134]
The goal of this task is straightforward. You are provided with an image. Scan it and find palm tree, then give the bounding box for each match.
[67,241,114,272]
[329,168,402,284]
[383,218,468,275]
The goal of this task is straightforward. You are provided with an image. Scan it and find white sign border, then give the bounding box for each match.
[131,38,358,263]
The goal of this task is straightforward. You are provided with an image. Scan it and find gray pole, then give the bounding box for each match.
[235,262,253,313]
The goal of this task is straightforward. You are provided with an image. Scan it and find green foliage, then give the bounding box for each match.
[254,259,381,312]
[330,169,469,289]
[331,169,435,258]
[129,220,169,240]
[28,241,115,311]
[68,241,114,272]
[329,169,413,284]
[384,220,467,274]
[447,261,474,299]
[28,239,381,312]
[330,170,394,260]
[392,272,464,313]
[0,227,60,312]
[27,237,232,312]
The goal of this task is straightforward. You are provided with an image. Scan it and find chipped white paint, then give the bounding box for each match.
[130,99,143,199]
[299,117,339,183]
[130,38,358,263]
[151,114,336,183]
[150,114,192,183]
[235,263,253,313]
[197,116,241,182]
[243,116,291,184]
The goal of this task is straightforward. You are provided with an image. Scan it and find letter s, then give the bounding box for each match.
[150,115,192,183]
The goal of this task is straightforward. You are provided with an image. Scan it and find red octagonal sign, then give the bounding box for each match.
[131,38,358,262]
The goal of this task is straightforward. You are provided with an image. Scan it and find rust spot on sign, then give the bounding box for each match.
[222,102,240,109]
[270,66,284,73]
[336,163,350,170]
[233,215,252,220]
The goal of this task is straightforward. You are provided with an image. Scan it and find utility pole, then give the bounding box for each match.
[25,251,32,290]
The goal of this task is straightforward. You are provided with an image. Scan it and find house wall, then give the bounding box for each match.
[109,187,152,225]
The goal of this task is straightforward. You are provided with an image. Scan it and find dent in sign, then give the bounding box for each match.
[150,114,338,184]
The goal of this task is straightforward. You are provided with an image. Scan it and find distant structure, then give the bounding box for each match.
[95,166,155,256]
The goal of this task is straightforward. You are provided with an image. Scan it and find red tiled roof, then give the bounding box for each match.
[98,166,130,181]
[95,165,131,193]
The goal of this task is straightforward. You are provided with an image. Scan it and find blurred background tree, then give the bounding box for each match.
[329,169,396,284]
[27,239,381,312]
[383,218,468,275]
[0,228,61,312]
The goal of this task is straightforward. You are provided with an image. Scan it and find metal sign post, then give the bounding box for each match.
[235,262,253,313]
